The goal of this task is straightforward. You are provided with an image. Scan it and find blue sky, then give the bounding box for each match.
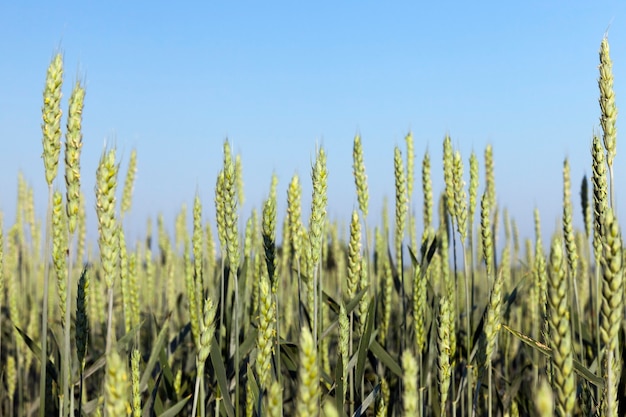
[1,1,625,247]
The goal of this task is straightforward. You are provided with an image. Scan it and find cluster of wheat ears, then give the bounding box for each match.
[0,37,623,417]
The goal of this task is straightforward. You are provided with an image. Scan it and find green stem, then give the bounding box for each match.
[39,186,53,417]
[62,232,74,417]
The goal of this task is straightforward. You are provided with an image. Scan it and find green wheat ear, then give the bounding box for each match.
[42,53,63,185]
[64,80,85,234]
[121,149,138,220]
[96,148,119,290]
[599,37,617,167]
[402,349,418,415]
[394,145,407,271]
[104,350,130,417]
[347,209,361,300]
[437,295,452,414]
[547,236,575,417]
[353,134,369,217]
[296,325,319,417]
[422,150,434,232]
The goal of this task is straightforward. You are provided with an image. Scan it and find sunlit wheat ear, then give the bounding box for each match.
[121,149,137,220]
[592,134,608,263]
[438,223,456,360]
[358,257,369,336]
[443,135,455,218]
[262,194,278,293]
[174,203,188,251]
[402,349,418,415]
[104,350,130,417]
[376,377,389,417]
[437,296,452,414]
[287,174,303,263]
[198,296,217,366]
[64,80,85,233]
[296,325,319,417]
[338,302,349,399]
[405,133,417,249]
[267,381,283,417]
[600,208,623,351]
[394,146,407,270]
[204,222,216,280]
[481,192,494,276]
[562,159,578,279]
[413,262,427,354]
[422,151,434,232]
[52,190,67,325]
[547,236,575,417]
[381,196,390,242]
[235,152,245,206]
[245,372,255,417]
[308,146,328,341]
[598,37,617,181]
[468,151,479,227]
[222,140,240,270]
[214,170,227,253]
[6,354,16,404]
[96,148,119,290]
[533,207,548,320]
[347,209,361,299]
[256,271,276,391]
[405,131,415,198]
[192,296,217,416]
[453,151,468,241]
[600,208,623,416]
[309,147,328,269]
[42,53,63,185]
[484,144,496,209]
[131,349,141,417]
[192,193,203,289]
[536,378,555,417]
[480,256,503,368]
[352,134,369,217]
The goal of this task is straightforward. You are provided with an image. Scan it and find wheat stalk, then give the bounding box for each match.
[40,52,63,417]
[308,146,327,343]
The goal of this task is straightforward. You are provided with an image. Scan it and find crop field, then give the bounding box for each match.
[0,37,623,417]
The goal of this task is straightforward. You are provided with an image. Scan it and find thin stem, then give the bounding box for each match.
[40,186,53,417]
[233,267,240,417]
[62,233,74,417]
[461,240,473,417]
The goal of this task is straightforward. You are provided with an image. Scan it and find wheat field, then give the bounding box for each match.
[0,37,623,417]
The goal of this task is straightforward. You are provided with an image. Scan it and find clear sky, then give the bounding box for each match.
[1,1,625,247]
